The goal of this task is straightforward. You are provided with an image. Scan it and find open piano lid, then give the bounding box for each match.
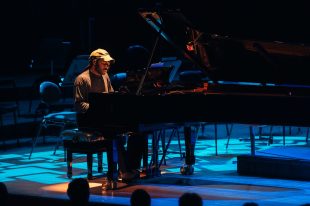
[138,8,209,71]
[138,7,310,87]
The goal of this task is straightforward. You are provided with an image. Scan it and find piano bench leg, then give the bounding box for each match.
[67,150,73,178]
[87,153,93,180]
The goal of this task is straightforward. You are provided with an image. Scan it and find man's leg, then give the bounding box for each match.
[116,135,128,173]
[115,135,140,182]
[105,139,118,190]
[126,133,146,171]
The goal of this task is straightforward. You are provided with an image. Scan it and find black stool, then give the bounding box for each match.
[61,129,108,179]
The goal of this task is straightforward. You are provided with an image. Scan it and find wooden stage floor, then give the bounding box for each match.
[2,125,310,206]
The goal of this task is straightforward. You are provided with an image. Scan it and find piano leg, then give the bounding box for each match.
[180,126,196,175]
[249,126,256,156]
[142,132,149,175]
[148,130,161,177]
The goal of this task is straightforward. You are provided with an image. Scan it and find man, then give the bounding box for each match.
[74,48,141,189]
[74,48,114,114]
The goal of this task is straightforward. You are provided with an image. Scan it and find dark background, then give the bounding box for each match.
[1,0,309,76]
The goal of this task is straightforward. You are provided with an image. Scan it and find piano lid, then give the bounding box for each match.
[138,4,310,86]
[148,1,310,44]
[138,8,209,72]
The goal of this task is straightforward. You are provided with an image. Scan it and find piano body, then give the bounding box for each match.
[81,6,310,176]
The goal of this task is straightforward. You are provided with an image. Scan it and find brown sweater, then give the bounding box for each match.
[74,68,114,113]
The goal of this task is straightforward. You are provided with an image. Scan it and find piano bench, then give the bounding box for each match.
[61,129,108,180]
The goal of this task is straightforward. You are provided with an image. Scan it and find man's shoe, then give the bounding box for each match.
[131,169,141,178]
[118,171,140,183]
[102,179,117,190]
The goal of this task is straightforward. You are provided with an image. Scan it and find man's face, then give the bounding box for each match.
[95,59,110,75]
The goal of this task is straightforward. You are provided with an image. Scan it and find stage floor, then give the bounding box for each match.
[2,125,310,206]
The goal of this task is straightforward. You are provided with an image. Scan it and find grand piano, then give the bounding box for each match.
[81,5,310,177]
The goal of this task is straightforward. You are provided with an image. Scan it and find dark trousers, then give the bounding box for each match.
[117,133,147,171]
[106,133,147,180]
[106,138,118,181]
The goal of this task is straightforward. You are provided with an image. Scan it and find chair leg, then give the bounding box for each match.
[258,126,263,139]
[29,121,44,159]
[160,129,166,165]
[0,115,5,147]
[98,152,103,173]
[283,126,286,146]
[53,125,65,155]
[64,147,67,162]
[53,140,61,155]
[28,93,33,113]
[13,111,19,146]
[249,126,256,156]
[268,126,274,145]
[159,128,178,167]
[87,153,93,179]
[200,123,205,137]
[225,124,234,149]
[214,123,218,156]
[142,134,149,169]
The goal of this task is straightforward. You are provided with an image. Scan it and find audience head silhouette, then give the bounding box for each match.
[179,192,202,206]
[130,189,151,206]
[67,178,90,206]
[243,202,259,206]
[0,182,9,206]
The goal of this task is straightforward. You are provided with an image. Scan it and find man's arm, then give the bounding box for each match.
[74,78,90,113]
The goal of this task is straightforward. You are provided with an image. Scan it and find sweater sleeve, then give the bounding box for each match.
[74,76,89,113]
